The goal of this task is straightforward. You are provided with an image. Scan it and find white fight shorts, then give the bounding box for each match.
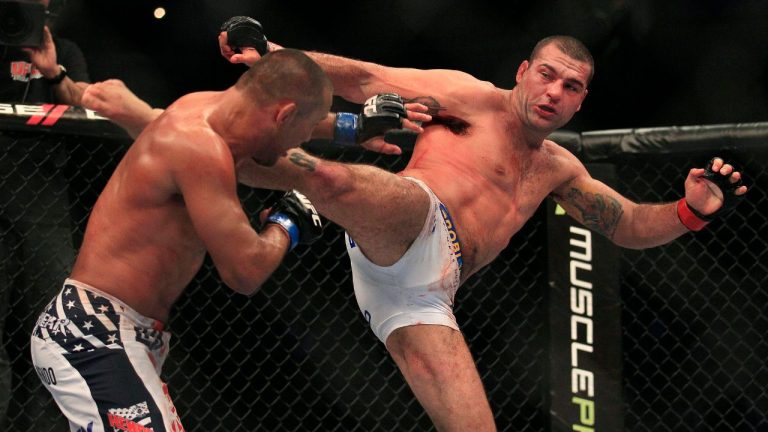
[346,177,463,344]
[30,279,184,432]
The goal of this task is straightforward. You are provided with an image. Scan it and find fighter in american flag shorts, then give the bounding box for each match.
[30,279,184,432]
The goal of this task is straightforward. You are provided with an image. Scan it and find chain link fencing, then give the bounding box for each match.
[0,122,766,431]
[614,149,767,431]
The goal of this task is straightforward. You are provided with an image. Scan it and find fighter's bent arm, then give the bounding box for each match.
[172,130,291,295]
[552,172,688,249]
[552,155,747,249]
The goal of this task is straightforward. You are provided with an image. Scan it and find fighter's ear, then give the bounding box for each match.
[275,102,297,126]
[575,89,588,112]
[515,60,530,84]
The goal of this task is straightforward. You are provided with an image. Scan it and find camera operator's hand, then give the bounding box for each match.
[21,26,59,79]
[21,26,87,106]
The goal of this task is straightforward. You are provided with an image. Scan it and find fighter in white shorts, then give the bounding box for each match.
[346,178,464,343]
[30,279,183,432]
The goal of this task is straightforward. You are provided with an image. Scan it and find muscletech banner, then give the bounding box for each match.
[547,163,623,432]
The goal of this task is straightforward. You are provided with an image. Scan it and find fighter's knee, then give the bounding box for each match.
[310,163,356,203]
[396,346,453,381]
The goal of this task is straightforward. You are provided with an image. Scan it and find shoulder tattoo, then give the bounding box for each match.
[565,188,624,238]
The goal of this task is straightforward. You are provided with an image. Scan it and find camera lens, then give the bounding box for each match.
[0,1,46,47]
[0,2,32,43]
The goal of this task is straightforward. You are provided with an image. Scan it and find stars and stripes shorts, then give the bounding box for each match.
[30,278,185,432]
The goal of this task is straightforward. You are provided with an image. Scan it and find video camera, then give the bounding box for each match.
[0,0,46,47]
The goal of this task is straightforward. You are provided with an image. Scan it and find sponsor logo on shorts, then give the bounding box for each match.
[439,203,463,269]
[35,313,70,336]
[135,327,164,351]
[108,402,153,432]
[35,366,57,386]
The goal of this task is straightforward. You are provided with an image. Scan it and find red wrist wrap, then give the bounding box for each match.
[677,198,709,232]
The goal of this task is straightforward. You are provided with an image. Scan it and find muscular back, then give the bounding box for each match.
[71,93,224,321]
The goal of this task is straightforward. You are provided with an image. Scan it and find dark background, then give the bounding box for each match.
[2,1,764,430]
[53,0,768,132]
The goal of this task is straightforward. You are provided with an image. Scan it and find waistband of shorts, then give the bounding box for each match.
[64,278,165,331]
[437,202,463,269]
[401,176,430,193]
[402,176,464,270]
[401,176,440,236]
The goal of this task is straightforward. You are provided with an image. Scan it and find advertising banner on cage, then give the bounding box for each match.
[547,163,623,432]
[0,103,126,138]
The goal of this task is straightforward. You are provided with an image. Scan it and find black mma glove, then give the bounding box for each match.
[220,16,268,55]
[266,190,323,251]
[677,157,746,231]
[333,93,417,147]
[694,157,745,220]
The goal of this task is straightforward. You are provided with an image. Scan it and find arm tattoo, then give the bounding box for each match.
[565,188,624,238]
[288,152,317,172]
